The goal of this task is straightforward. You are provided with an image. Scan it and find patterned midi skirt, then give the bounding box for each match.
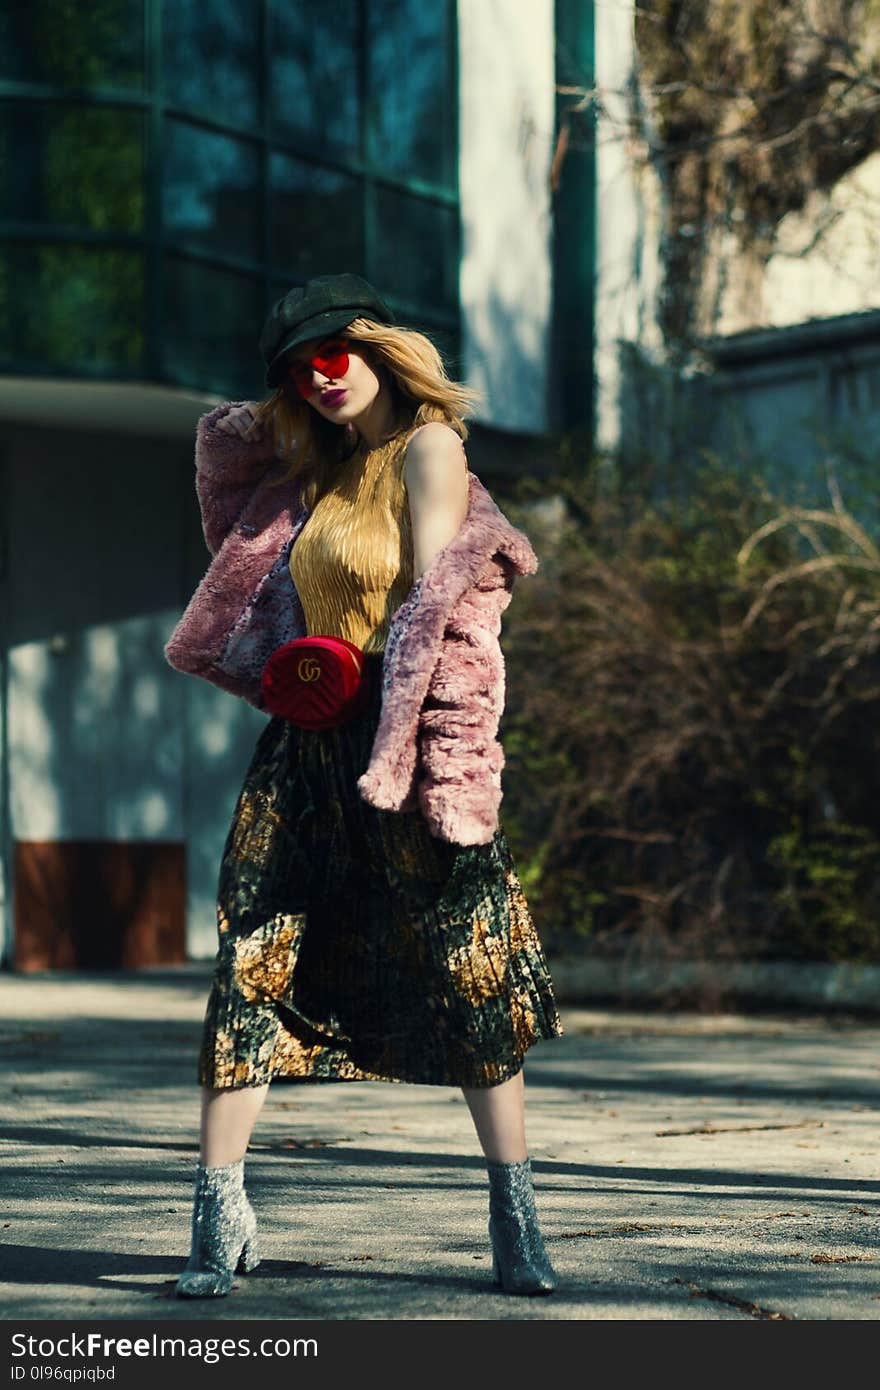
[198,654,563,1090]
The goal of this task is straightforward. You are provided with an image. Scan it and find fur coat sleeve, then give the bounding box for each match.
[164,404,307,703]
[415,559,516,844]
[356,471,538,845]
[195,401,279,556]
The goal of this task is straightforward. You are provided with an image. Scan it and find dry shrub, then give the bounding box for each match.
[501,457,880,965]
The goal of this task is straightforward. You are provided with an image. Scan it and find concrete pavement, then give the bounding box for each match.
[1,966,878,1321]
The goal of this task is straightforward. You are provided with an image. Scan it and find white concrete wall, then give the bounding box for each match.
[8,617,185,845]
[6,618,264,963]
[593,0,663,450]
[2,429,191,879]
[0,423,266,963]
[713,151,880,335]
[458,0,555,434]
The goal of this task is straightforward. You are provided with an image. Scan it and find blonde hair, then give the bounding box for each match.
[254,316,480,509]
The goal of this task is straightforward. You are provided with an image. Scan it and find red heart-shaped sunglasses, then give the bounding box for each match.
[287,339,350,398]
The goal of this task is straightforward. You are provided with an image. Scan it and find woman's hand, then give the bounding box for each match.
[404,424,469,578]
[216,403,266,442]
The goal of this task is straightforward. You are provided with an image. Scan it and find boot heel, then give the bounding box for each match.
[237,1234,260,1274]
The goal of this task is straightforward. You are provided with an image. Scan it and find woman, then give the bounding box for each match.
[165,273,563,1299]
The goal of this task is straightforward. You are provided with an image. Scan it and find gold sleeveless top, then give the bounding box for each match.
[289,431,416,656]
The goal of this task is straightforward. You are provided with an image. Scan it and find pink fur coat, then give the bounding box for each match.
[164,402,539,845]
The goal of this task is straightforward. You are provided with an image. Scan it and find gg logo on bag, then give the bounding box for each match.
[261,635,371,730]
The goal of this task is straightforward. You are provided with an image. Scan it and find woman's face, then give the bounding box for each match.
[286,333,384,427]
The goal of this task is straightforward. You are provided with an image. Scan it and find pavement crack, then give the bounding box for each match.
[258,1136,349,1149]
[671,1277,793,1320]
[656,1120,823,1137]
[809,1252,873,1264]
[558,1223,673,1240]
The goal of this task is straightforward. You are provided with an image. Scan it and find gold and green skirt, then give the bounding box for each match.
[198,654,563,1090]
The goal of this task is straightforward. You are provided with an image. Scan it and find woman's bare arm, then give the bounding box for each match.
[404,423,469,578]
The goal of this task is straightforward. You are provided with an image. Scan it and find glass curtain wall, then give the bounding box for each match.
[0,0,459,396]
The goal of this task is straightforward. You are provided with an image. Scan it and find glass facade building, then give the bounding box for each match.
[1,2,592,973]
[0,0,459,397]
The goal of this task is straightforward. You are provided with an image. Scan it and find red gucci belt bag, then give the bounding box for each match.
[260,635,375,730]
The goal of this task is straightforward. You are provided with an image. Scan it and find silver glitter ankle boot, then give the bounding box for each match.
[486,1157,557,1295]
[174,1159,260,1299]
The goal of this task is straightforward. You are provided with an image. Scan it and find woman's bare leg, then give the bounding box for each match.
[461,1070,528,1163]
[462,1070,556,1292]
[200,1083,270,1166]
[175,1084,269,1298]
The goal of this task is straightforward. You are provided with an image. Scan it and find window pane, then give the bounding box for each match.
[270,155,363,280]
[162,256,263,396]
[367,0,454,187]
[373,189,457,310]
[0,0,144,89]
[163,1,259,127]
[163,119,260,259]
[0,244,145,371]
[0,102,144,233]
[269,3,359,157]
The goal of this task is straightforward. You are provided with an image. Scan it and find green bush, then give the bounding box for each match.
[499,453,880,964]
